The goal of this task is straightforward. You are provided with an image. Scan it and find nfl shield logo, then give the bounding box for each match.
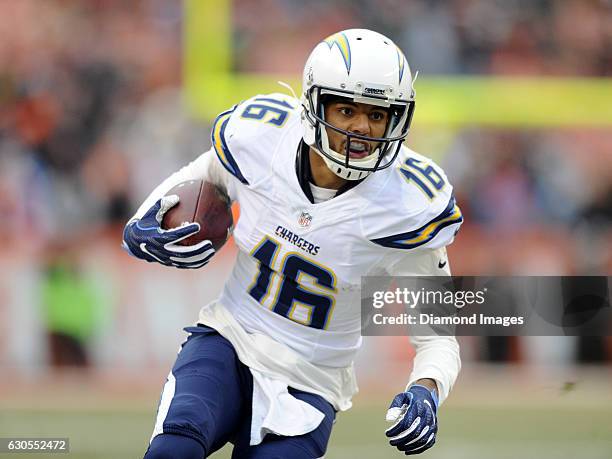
[298,211,312,228]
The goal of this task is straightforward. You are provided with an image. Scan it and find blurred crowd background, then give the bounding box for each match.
[1,0,611,377]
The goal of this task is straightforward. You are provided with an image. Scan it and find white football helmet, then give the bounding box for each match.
[301,29,416,181]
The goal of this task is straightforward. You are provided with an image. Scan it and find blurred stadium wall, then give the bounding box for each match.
[1,0,611,398]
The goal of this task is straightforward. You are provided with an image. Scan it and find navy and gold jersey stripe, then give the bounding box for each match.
[211,107,249,185]
[370,196,463,249]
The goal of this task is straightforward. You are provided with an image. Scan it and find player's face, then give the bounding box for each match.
[324,101,389,159]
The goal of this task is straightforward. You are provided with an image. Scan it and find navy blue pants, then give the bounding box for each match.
[143,326,336,458]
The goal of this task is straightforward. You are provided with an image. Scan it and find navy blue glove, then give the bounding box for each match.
[122,195,215,269]
[385,384,439,455]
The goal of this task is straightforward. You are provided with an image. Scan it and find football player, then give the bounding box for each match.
[124,29,462,458]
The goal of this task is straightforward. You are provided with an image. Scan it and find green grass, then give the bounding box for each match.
[1,400,611,458]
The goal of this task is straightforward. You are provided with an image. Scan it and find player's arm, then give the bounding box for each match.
[122,94,284,267]
[383,248,461,455]
[122,150,231,269]
[388,247,461,404]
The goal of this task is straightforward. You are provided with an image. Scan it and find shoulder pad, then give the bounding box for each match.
[367,148,463,250]
[211,93,301,185]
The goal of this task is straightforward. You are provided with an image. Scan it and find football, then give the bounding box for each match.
[162,179,233,250]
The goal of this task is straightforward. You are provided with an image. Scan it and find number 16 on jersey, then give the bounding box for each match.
[248,236,337,329]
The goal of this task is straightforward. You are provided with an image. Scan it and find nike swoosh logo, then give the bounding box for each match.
[438,260,447,269]
[140,243,164,263]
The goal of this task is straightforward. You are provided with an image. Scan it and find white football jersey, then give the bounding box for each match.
[209,93,463,368]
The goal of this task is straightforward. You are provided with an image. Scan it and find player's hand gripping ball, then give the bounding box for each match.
[385,385,439,455]
[122,180,232,269]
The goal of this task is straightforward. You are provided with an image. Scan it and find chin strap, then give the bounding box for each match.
[295,142,365,201]
[295,142,315,203]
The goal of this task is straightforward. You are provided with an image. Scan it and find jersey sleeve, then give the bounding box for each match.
[406,334,461,405]
[366,150,464,251]
[211,93,300,188]
[386,247,452,276]
[370,195,462,250]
